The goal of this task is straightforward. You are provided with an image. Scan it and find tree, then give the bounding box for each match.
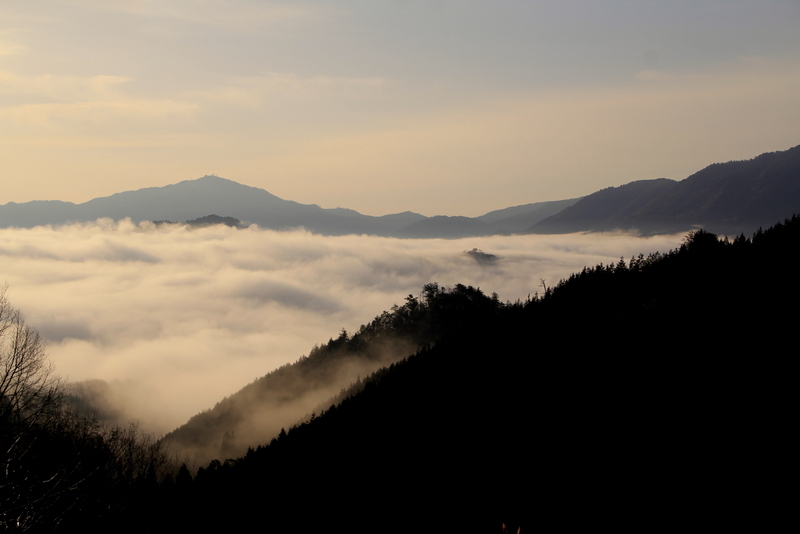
[1,286,66,530]
[0,287,61,429]
[1,288,182,531]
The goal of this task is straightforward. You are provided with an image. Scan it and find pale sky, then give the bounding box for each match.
[2,0,799,216]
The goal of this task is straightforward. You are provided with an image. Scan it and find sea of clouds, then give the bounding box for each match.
[0,220,685,434]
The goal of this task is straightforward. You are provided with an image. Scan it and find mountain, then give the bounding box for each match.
[0,175,427,236]
[394,215,497,238]
[475,198,580,232]
[0,174,576,238]
[156,214,244,228]
[530,178,679,234]
[530,145,800,235]
[393,198,583,238]
[162,216,798,533]
[4,144,799,237]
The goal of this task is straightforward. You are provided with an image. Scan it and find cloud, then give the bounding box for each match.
[0,41,24,56]
[0,221,685,434]
[0,71,130,101]
[87,0,314,30]
[0,96,198,131]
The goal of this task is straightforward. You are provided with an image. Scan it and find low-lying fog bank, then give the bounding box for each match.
[0,220,684,433]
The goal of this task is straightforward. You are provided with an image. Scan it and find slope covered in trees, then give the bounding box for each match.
[162,285,479,464]
[168,215,798,533]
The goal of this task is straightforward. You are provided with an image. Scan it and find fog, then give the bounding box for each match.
[0,220,684,434]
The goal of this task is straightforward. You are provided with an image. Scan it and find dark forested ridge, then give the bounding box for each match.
[531,144,800,235]
[162,295,441,465]
[3,216,798,532]
[168,216,798,533]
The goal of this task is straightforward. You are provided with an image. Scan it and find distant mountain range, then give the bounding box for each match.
[2,145,798,237]
[532,145,800,235]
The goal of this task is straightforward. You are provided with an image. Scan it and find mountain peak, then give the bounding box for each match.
[176,175,251,188]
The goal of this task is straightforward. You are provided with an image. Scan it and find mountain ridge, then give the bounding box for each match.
[159,215,799,533]
[530,145,800,235]
[3,144,799,236]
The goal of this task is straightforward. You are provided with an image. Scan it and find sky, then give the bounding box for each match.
[1,1,799,216]
[0,221,685,433]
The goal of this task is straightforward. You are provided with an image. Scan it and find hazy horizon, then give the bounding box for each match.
[2,2,799,216]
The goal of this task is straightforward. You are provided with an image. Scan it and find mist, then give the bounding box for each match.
[0,220,684,434]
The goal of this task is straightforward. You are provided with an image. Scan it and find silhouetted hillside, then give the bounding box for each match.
[162,215,798,533]
[476,198,580,232]
[162,287,469,465]
[5,215,798,532]
[152,214,244,227]
[531,178,678,233]
[183,214,243,227]
[531,145,800,235]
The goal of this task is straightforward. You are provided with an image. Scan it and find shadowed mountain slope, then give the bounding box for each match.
[394,215,497,238]
[530,178,678,234]
[531,145,800,235]
[0,175,426,236]
[395,198,583,238]
[165,215,798,534]
[161,287,472,465]
[476,198,580,232]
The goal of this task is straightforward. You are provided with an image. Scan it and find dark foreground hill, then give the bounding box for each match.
[162,305,435,465]
[531,144,800,235]
[161,216,797,533]
[4,216,797,532]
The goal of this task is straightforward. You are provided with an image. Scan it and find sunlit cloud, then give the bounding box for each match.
[0,221,685,434]
[0,71,130,101]
[0,68,197,130]
[0,100,198,131]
